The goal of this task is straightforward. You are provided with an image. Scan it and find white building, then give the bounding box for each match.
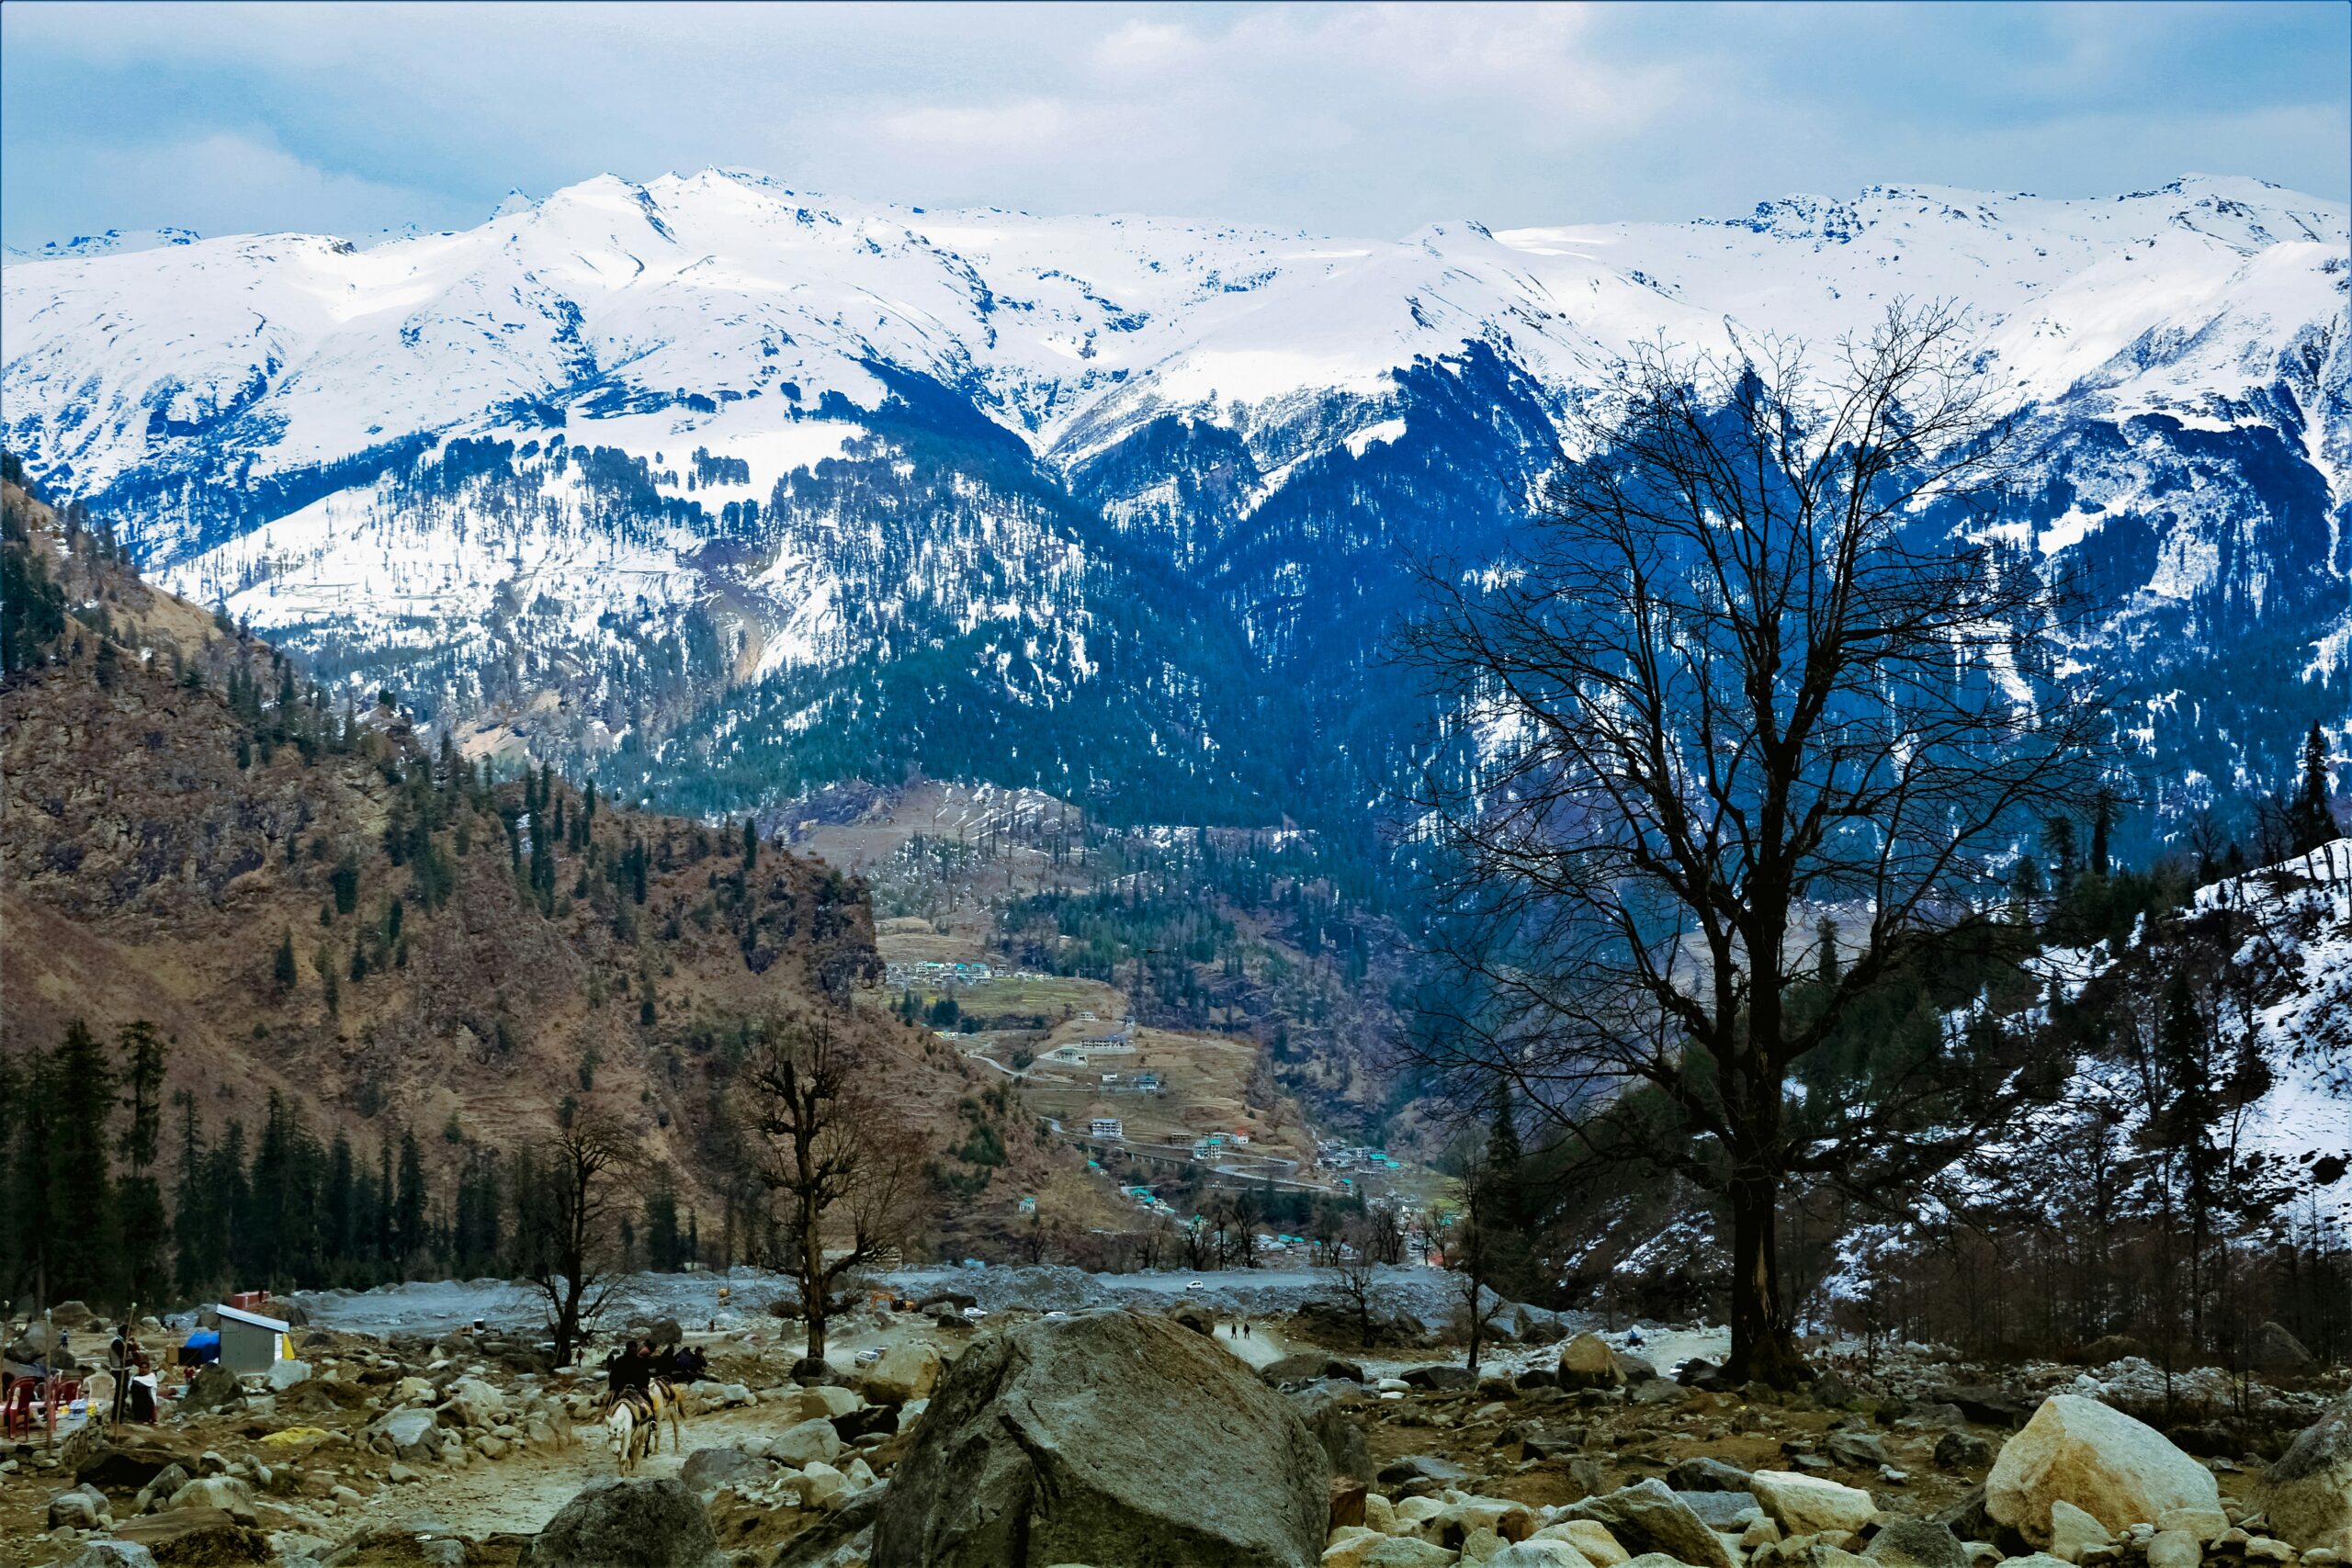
[1088,1117,1125,1140]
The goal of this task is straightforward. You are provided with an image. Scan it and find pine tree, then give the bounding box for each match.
[742,818,759,871]
[172,1089,207,1293]
[395,1130,427,1266]
[2297,722,2337,851]
[46,1021,121,1303]
[275,929,299,994]
[116,1021,170,1304]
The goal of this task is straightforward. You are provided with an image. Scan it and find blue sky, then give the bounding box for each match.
[2,1,2345,248]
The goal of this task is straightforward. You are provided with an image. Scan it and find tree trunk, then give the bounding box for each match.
[1726,1167,1802,1385]
[801,1213,828,1364]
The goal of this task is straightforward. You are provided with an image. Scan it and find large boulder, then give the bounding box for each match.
[1557,1479,1737,1568]
[181,1364,243,1414]
[873,1310,1330,1567]
[857,1342,942,1404]
[2254,1393,2352,1554]
[1291,1385,1373,1481]
[1558,1334,1623,1391]
[1749,1472,1880,1536]
[58,1544,158,1568]
[525,1476,715,1568]
[1863,1517,1969,1568]
[368,1408,444,1460]
[1985,1395,2220,1544]
[680,1446,773,1496]
[2249,1322,2315,1373]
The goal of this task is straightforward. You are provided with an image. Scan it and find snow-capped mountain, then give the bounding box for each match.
[3,170,2344,829]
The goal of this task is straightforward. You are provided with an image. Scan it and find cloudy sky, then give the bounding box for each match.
[2,1,2345,249]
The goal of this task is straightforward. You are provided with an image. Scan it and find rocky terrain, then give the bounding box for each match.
[6,1286,2346,1568]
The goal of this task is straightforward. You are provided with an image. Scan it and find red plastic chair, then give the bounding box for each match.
[1,1380,37,1438]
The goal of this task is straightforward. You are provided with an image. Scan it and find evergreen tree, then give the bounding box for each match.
[2296,722,2337,851]
[2089,790,2115,880]
[9,1053,54,1301]
[274,928,300,993]
[209,1120,249,1285]
[395,1130,427,1266]
[742,818,759,871]
[172,1089,208,1293]
[46,1021,120,1303]
[116,1021,170,1304]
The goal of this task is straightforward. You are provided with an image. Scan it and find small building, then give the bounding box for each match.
[1089,1117,1125,1140]
[213,1303,290,1374]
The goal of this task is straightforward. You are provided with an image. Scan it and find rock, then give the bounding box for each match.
[1537,1520,1632,1565]
[2250,1323,2316,1372]
[770,1416,847,1468]
[111,1508,267,1564]
[680,1446,773,1496]
[875,1310,1331,1568]
[1900,1404,1971,1433]
[859,1342,942,1404]
[1828,1432,1891,1470]
[1169,1303,1219,1336]
[1613,1354,1659,1385]
[446,1376,508,1424]
[1323,1536,1456,1567]
[389,1463,423,1484]
[1560,1335,1624,1391]
[1380,1454,1473,1488]
[1937,1433,1996,1471]
[2154,1508,2229,1543]
[1668,1458,1754,1493]
[1558,1480,1738,1568]
[789,1356,843,1385]
[1295,1386,1374,1482]
[524,1476,716,1568]
[1489,1545,1597,1568]
[1678,1358,1727,1389]
[265,1359,312,1392]
[369,1408,443,1460]
[799,1384,866,1419]
[168,1476,256,1523]
[182,1364,243,1414]
[799,1461,850,1507]
[1866,1519,1969,1568]
[1330,1475,1370,1530]
[1265,1354,1366,1387]
[2145,1530,2201,1568]
[50,1483,111,1529]
[1402,1364,1478,1391]
[2256,1394,2352,1554]
[70,1436,197,1494]
[58,1544,158,1568]
[1985,1395,2221,1545]
[2047,1501,2113,1563]
[1677,1489,1764,1528]
[1937,1386,2031,1428]
[1751,1472,1881,1537]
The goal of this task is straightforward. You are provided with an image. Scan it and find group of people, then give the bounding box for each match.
[600,1337,707,1406]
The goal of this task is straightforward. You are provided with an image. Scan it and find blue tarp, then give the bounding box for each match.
[180,1330,220,1364]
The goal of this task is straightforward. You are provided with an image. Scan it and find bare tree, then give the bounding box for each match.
[1444,1149,1510,1373]
[511,1111,641,1369]
[1331,1215,1385,1348]
[1401,303,2107,1382]
[742,1020,925,1364]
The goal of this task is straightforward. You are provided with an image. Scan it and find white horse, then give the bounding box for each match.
[602,1379,683,1472]
[604,1400,652,1473]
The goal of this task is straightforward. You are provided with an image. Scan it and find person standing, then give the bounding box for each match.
[107,1324,145,1426]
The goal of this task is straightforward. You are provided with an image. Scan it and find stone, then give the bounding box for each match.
[1558,1479,1739,1568]
[59,1544,158,1568]
[2245,1538,2295,1562]
[1937,1433,1996,1472]
[875,1310,1331,1568]
[2154,1508,2230,1543]
[1828,1432,1892,1470]
[2144,1531,2201,1568]
[1560,1335,1624,1391]
[1322,1536,1455,1567]
[524,1476,716,1568]
[50,1483,111,1529]
[266,1359,312,1392]
[1751,1472,1882,1537]
[1331,1476,1370,1529]
[1295,1385,1375,1482]
[1266,1354,1366,1387]
[798,1384,866,1420]
[1537,1519,1632,1565]
[681,1446,773,1495]
[182,1364,243,1414]
[369,1408,443,1460]
[1985,1395,2221,1546]
[1937,1387,2032,1427]
[1865,1520,1968,1568]
[1614,1354,1660,1385]
[851,1337,940,1404]
[1668,1458,1754,1492]
[1677,1489,1764,1528]
[2255,1394,2352,1554]
[769,1416,846,1468]
[1488,1544,1596,1568]
[1380,1454,1474,1487]
[2250,1323,2316,1372]
[111,1508,267,1564]
[2047,1501,2113,1563]
[1402,1364,1478,1391]
[446,1376,508,1424]
[799,1461,849,1507]
[167,1476,256,1523]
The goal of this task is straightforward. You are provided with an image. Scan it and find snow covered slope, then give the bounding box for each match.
[3,171,2345,822]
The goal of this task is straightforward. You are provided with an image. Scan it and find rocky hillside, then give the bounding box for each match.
[0,472,1066,1243]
